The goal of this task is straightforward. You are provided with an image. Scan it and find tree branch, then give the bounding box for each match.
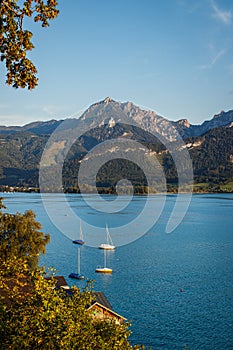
[1,0,23,18]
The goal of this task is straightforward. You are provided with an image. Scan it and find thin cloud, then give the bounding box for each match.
[42,105,59,118]
[211,0,233,25]
[211,49,226,65]
[41,104,84,120]
[200,49,226,69]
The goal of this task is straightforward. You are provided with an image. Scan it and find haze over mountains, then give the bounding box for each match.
[1,97,233,138]
[0,97,233,192]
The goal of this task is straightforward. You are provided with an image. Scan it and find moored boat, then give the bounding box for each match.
[69,247,84,280]
[73,220,85,245]
[95,267,112,274]
[68,272,84,280]
[95,249,112,274]
[99,224,115,250]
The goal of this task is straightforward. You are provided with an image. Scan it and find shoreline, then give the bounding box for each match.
[0,186,233,195]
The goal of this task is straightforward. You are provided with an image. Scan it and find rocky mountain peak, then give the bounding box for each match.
[177,119,191,128]
[103,96,115,104]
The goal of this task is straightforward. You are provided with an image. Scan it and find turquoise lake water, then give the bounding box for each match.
[1,192,233,349]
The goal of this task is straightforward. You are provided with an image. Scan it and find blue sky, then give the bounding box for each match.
[1,0,233,125]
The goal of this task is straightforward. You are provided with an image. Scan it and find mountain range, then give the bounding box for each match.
[0,97,233,193]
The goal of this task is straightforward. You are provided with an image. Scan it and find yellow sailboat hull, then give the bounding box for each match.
[95,267,112,274]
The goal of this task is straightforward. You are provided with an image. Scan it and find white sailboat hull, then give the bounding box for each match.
[99,224,115,250]
[99,243,115,250]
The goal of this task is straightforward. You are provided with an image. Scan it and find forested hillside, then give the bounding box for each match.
[0,122,232,192]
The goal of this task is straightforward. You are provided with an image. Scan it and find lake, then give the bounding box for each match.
[1,192,233,349]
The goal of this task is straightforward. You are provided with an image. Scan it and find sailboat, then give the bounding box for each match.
[73,220,85,245]
[69,247,84,280]
[95,249,112,274]
[99,224,115,250]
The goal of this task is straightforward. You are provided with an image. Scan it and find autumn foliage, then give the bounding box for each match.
[0,199,145,349]
[0,0,59,89]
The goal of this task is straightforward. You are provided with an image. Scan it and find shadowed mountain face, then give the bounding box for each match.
[0,97,233,190]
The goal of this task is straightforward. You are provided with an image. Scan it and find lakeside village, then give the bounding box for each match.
[1,183,233,194]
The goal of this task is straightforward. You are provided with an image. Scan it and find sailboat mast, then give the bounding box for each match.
[80,220,83,240]
[78,248,80,275]
[106,224,109,244]
[106,224,114,246]
[104,249,106,268]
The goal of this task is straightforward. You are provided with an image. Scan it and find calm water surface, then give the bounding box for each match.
[2,192,233,349]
